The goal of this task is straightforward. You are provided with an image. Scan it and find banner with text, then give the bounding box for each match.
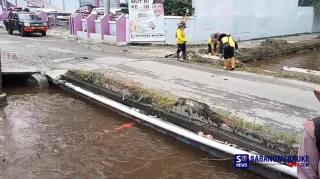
[129,0,165,42]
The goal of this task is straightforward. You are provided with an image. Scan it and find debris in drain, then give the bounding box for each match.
[115,123,135,131]
[197,131,214,140]
[103,123,136,134]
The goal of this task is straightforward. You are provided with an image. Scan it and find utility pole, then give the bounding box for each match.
[3,0,7,10]
[62,0,65,12]
[0,49,7,107]
[104,0,109,15]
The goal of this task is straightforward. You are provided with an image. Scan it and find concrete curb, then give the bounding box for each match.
[0,93,7,107]
[193,53,244,68]
[282,66,320,83]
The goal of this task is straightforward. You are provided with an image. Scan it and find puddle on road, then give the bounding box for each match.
[246,49,320,72]
[0,87,261,179]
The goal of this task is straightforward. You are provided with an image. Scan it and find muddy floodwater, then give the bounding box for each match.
[0,87,261,179]
[247,49,320,72]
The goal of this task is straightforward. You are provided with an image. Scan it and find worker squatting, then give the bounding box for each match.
[175,21,239,70]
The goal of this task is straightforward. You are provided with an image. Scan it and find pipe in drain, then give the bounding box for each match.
[62,82,297,178]
[29,73,49,89]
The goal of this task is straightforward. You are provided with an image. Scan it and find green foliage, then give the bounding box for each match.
[316,1,320,11]
[299,0,320,11]
[164,0,194,16]
[234,118,300,148]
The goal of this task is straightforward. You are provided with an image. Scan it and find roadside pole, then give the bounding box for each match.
[0,49,7,107]
[104,0,109,15]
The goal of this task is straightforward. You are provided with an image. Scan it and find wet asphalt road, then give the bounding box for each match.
[0,28,319,133]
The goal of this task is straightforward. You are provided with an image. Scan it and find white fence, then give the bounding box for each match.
[313,12,320,32]
[190,0,315,44]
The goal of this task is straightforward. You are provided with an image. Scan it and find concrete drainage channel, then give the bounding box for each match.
[2,71,297,178]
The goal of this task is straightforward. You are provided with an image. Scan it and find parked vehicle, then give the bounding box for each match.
[4,11,48,36]
[33,8,57,14]
[76,4,96,15]
[91,8,104,15]
[91,8,122,16]
[89,7,123,21]
[32,8,59,27]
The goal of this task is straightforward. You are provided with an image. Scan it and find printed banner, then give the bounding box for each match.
[129,0,165,42]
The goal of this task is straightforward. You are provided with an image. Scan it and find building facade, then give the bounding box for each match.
[3,0,118,13]
[186,0,318,44]
[1,0,319,44]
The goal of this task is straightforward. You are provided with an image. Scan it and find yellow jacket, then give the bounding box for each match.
[221,36,236,48]
[208,38,217,47]
[176,28,186,44]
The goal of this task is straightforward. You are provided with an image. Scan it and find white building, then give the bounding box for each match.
[188,0,319,44]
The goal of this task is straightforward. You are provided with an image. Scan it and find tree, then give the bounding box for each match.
[164,0,194,16]
[299,0,320,12]
[315,0,320,11]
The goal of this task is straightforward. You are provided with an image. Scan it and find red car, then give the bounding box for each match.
[5,11,48,36]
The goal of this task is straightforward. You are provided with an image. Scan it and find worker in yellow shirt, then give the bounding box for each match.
[217,33,238,70]
[208,33,220,55]
[176,21,187,61]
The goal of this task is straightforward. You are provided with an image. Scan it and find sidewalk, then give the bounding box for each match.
[47,28,320,59]
[1,29,320,153]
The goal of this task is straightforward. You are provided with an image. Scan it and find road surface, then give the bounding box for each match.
[0,29,319,133]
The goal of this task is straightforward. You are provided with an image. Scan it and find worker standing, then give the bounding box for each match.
[217,33,238,70]
[176,21,187,61]
[208,33,220,55]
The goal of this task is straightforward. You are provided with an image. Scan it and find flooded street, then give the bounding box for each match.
[247,49,320,72]
[0,87,261,179]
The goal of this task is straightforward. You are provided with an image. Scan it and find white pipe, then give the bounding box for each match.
[63,82,298,178]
